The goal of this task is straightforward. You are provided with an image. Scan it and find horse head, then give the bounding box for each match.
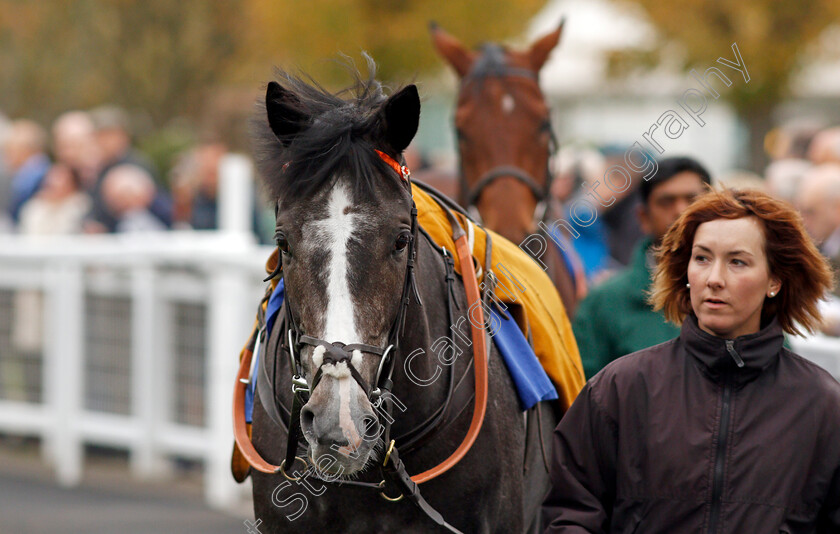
[431,21,564,246]
[255,62,421,476]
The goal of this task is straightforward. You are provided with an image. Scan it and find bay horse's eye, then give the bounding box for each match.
[276,232,290,255]
[455,128,468,144]
[394,232,411,252]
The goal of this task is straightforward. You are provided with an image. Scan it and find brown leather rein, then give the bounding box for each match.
[232,150,489,486]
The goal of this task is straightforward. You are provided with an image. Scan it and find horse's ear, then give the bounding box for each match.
[265,81,307,145]
[429,21,475,78]
[380,85,420,153]
[528,18,565,71]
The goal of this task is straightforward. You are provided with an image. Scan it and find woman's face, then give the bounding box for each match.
[687,217,781,339]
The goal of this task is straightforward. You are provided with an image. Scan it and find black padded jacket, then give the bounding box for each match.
[544,314,840,534]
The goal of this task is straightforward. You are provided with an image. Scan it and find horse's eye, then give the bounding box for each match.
[456,128,468,144]
[394,233,411,252]
[276,232,290,254]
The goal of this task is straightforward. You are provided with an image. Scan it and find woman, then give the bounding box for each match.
[18,163,90,235]
[544,188,840,533]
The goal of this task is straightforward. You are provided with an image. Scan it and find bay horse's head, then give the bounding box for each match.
[431,21,564,246]
[254,61,420,475]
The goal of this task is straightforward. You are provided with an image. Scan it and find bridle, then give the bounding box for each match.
[454,46,588,305]
[466,162,551,209]
[273,149,421,476]
[456,43,557,224]
[232,149,491,534]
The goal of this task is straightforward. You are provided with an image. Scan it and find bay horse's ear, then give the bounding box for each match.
[266,81,307,145]
[429,21,475,78]
[528,18,565,72]
[381,84,420,153]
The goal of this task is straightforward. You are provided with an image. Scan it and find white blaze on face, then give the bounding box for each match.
[314,182,360,348]
[501,94,515,114]
[311,182,366,448]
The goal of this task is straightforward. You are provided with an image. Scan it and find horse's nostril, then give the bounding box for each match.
[330,436,350,447]
[300,406,315,433]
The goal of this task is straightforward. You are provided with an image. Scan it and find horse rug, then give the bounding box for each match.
[409,186,584,410]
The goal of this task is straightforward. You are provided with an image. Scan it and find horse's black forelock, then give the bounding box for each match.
[251,56,406,203]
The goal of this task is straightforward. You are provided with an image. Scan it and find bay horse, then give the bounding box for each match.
[235,59,556,533]
[430,21,586,316]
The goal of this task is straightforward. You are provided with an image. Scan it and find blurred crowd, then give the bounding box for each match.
[551,126,840,287]
[2,107,839,343]
[0,106,255,238]
[552,123,840,380]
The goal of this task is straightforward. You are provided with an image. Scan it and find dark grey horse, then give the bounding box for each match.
[247,59,555,533]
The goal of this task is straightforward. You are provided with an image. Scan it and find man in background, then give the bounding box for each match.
[52,111,102,190]
[101,164,166,233]
[171,141,227,230]
[796,164,840,336]
[797,164,840,288]
[572,157,711,379]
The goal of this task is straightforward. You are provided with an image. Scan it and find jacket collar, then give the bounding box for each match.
[633,235,654,277]
[625,236,654,300]
[680,313,784,385]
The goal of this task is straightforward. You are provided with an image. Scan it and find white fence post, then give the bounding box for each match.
[130,264,167,478]
[205,263,253,508]
[218,154,254,237]
[44,263,85,487]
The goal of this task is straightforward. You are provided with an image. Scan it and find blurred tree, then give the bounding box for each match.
[0,0,544,158]
[234,0,546,87]
[610,0,840,172]
[0,0,545,122]
[0,0,245,127]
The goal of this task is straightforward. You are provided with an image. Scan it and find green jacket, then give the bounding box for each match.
[572,236,680,379]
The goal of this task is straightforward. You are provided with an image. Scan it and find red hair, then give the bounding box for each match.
[650,187,834,336]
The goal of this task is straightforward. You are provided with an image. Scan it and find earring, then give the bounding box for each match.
[769,291,776,297]
[686,282,691,288]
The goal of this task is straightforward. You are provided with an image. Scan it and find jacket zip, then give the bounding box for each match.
[725,340,745,367]
[708,384,732,533]
[708,343,739,534]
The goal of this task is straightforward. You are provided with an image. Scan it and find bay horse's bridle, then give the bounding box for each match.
[233,149,491,534]
[457,44,558,223]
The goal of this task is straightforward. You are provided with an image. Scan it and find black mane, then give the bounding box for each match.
[252,56,404,202]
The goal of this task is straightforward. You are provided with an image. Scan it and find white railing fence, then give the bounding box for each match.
[0,154,268,509]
